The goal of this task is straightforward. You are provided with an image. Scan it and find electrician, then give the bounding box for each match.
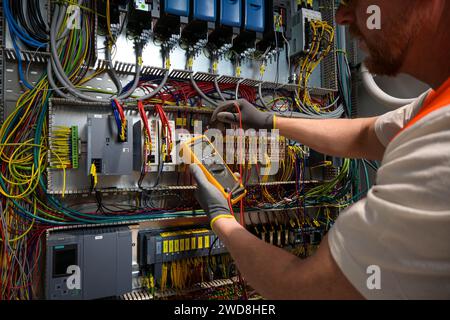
[190,0,450,299]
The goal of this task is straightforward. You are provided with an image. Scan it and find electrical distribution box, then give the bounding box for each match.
[87,115,133,176]
[220,0,242,27]
[290,8,322,57]
[45,227,132,300]
[245,0,265,32]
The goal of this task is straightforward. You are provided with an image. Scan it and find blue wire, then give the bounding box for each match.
[4,0,47,90]
[3,1,46,48]
[10,32,35,90]
[111,100,123,135]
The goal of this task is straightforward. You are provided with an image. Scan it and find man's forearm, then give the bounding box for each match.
[213,218,362,300]
[276,116,385,161]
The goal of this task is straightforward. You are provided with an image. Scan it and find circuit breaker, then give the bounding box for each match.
[164,0,190,16]
[220,0,242,27]
[45,227,132,300]
[245,0,265,32]
[193,0,217,22]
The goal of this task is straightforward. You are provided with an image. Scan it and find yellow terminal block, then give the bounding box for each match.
[260,64,266,77]
[180,238,185,251]
[90,163,98,188]
[187,57,194,69]
[176,118,187,127]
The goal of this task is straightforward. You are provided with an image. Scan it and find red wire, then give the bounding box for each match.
[232,103,249,300]
[226,103,244,219]
[137,80,256,106]
[233,102,244,183]
[155,104,173,150]
[113,99,126,121]
[138,101,152,146]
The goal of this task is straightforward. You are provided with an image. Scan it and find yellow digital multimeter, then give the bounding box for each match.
[182,135,247,205]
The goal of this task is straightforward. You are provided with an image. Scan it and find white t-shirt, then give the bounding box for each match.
[328,93,450,299]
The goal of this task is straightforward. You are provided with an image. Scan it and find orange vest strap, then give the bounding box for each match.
[393,77,450,140]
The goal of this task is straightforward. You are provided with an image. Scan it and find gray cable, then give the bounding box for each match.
[214,77,226,101]
[105,42,123,94]
[50,3,140,102]
[190,73,218,107]
[267,104,344,120]
[50,4,105,102]
[116,45,142,100]
[281,107,344,119]
[257,82,344,119]
[47,62,72,99]
[46,5,76,100]
[235,79,244,100]
[292,98,345,119]
[137,69,170,101]
[258,83,269,110]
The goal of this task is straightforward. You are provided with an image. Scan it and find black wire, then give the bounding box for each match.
[28,0,48,39]
[95,191,105,214]
[32,0,49,33]
[208,236,219,279]
[10,0,48,45]
[138,164,147,189]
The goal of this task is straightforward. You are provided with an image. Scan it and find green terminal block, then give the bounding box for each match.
[71,126,79,169]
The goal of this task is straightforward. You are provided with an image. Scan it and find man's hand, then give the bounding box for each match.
[190,164,234,229]
[211,99,275,130]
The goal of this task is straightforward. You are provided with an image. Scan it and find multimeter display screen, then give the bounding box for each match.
[191,138,238,194]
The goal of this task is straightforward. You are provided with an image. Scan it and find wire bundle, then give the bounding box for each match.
[295,20,335,110]
[111,99,127,142]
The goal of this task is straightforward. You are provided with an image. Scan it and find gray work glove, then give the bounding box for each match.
[190,164,235,229]
[211,99,275,130]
